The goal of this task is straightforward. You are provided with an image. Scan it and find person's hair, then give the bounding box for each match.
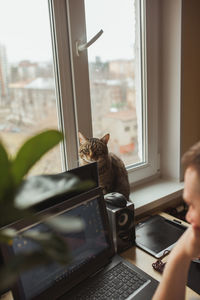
[182,141,200,175]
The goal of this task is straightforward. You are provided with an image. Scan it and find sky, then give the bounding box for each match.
[85,0,136,62]
[0,0,52,63]
[0,0,136,63]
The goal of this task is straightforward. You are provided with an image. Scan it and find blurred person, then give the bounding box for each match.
[153,141,200,300]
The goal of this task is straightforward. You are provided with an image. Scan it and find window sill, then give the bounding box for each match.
[129,178,184,217]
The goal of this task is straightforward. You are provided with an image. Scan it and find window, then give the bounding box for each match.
[0,0,158,184]
[84,0,142,167]
[0,0,62,175]
[59,0,158,183]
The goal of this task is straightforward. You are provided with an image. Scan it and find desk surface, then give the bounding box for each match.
[1,212,200,300]
[121,212,200,300]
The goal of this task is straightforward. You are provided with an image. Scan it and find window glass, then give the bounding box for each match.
[84,0,143,166]
[0,0,62,175]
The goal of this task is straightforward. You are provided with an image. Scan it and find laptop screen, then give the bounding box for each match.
[1,188,114,300]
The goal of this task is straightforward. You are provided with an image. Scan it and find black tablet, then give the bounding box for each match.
[135,215,187,258]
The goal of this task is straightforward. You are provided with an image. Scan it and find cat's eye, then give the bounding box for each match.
[82,149,89,155]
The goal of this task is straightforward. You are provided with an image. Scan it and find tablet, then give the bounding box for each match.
[135,215,187,258]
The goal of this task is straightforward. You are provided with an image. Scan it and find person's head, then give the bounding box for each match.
[182,141,200,228]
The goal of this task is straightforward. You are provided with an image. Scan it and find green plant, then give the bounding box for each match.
[0,130,93,291]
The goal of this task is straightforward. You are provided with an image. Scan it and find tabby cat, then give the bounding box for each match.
[78,132,130,200]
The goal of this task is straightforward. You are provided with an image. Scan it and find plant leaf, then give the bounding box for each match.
[44,215,85,233]
[0,251,52,290]
[22,230,71,263]
[0,204,32,228]
[0,228,17,244]
[0,232,71,290]
[0,141,15,203]
[0,140,9,169]
[15,173,94,209]
[11,130,63,186]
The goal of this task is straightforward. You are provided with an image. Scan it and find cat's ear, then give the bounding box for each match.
[78,132,88,145]
[101,133,110,145]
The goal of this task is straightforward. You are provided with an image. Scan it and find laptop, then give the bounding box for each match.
[1,187,158,300]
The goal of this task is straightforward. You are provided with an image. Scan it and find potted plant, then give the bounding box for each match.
[0,130,93,292]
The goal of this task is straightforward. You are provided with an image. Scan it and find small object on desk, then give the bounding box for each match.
[172,218,182,224]
[104,192,127,207]
[152,259,166,274]
[152,250,170,273]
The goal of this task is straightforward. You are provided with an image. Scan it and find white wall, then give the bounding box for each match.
[159,0,182,180]
[181,0,200,165]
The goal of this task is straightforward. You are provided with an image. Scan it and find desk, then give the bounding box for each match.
[1,213,200,300]
[121,212,200,300]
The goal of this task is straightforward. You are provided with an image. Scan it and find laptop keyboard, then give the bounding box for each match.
[73,263,149,300]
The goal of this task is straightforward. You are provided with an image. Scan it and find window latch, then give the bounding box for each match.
[76,29,103,56]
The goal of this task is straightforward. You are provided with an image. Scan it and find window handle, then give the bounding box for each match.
[76,29,103,56]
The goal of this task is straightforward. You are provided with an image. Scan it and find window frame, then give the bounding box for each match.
[50,0,159,185]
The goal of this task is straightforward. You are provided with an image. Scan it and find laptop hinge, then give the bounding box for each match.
[89,259,112,278]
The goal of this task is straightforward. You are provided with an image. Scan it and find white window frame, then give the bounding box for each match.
[50,0,159,185]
